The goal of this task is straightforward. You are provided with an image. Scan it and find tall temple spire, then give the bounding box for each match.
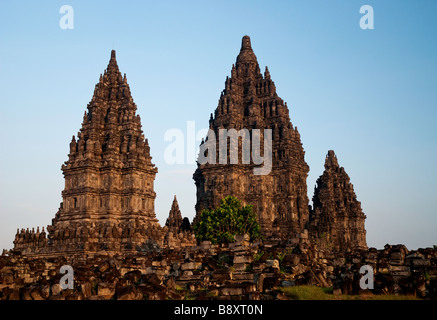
[165,195,183,234]
[309,150,367,250]
[36,50,162,254]
[324,150,339,170]
[107,49,120,73]
[236,35,258,65]
[194,35,310,241]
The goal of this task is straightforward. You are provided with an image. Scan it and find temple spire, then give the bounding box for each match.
[236,35,258,65]
[310,150,367,250]
[324,150,339,170]
[106,49,120,76]
[165,195,183,233]
[241,35,252,50]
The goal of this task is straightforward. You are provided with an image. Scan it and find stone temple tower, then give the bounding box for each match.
[309,150,367,250]
[193,36,310,241]
[14,50,163,254]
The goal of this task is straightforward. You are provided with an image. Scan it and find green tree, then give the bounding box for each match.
[193,196,262,244]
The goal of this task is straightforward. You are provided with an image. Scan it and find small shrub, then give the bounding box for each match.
[276,251,286,263]
[253,250,264,262]
[193,196,262,244]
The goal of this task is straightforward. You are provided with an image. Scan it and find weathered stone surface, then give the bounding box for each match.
[51,283,62,296]
[181,262,202,271]
[234,255,253,264]
[116,284,141,300]
[124,270,142,284]
[97,283,116,299]
[266,259,280,270]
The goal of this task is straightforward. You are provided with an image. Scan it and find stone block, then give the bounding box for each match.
[233,263,248,271]
[3,274,13,285]
[352,258,361,264]
[389,265,410,277]
[230,244,249,252]
[181,262,201,271]
[97,283,116,299]
[41,285,50,299]
[65,293,83,300]
[412,259,431,267]
[200,241,211,250]
[124,270,142,284]
[232,272,256,281]
[152,261,161,267]
[51,283,63,296]
[30,287,45,300]
[266,259,280,270]
[20,287,32,300]
[390,251,404,261]
[116,284,141,300]
[280,280,295,287]
[210,269,231,281]
[8,289,20,300]
[220,286,243,296]
[333,257,345,266]
[81,282,92,299]
[24,277,35,284]
[233,255,253,264]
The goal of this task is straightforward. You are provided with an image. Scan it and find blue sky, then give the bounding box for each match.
[0,0,436,250]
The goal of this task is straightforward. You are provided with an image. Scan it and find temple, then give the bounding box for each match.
[13,37,367,256]
[309,150,367,250]
[14,51,166,255]
[193,36,310,242]
[5,37,436,303]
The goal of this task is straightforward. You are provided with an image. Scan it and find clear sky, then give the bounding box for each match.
[0,0,436,251]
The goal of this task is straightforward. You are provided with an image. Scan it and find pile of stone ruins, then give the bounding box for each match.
[1,238,436,300]
[1,36,435,300]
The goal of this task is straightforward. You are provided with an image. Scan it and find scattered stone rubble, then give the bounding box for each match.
[1,238,436,300]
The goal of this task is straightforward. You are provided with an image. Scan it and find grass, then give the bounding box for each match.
[280,285,420,300]
[281,286,333,300]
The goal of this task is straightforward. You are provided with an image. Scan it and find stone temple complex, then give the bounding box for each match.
[4,36,437,302]
[12,36,367,256]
